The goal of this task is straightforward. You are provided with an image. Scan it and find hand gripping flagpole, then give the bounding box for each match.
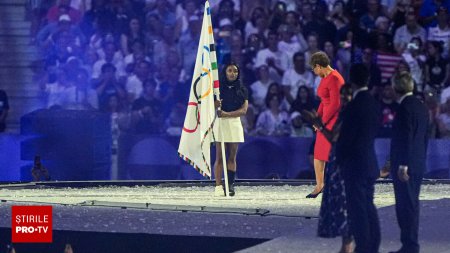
[206,1,230,197]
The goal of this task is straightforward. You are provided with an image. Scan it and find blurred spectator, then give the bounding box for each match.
[46,0,82,24]
[284,10,308,47]
[425,90,442,138]
[393,12,426,54]
[289,85,317,115]
[375,32,402,83]
[144,13,163,58]
[290,111,314,137]
[388,0,413,31]
[146,0,177,27]
[153,25,178,64]
[359,0,383,33]
[361,47,382,92]
[304,33,320,69]
[44,68,73,108]
[303,2,337,47]
[425,40,450,95]
[179,14,202,77]
[175,0,199,37]
[255,94,291,136]
[402,37,426,90]
[125,60,152,102]
[299,2,314,27]
[92,42,126,82]
[216,18,236,65]
[427,6,450,57]
[95,63,127,111]
[120,17,146,56]
[0,89,9,132]
[268,1,287,31]
[80,0,115,38]
[64,68,99,110]
[282,52,315,102]
[131,79,163,134]
[437,98,450,138]
[123,39,152,73]
[244,7,267,41]
[377,83,398,138]
[242,33,263,84]
[329,0,349,25]
[324,41,345,75]
[154,61,177,117]
[250,65,273,112]
[267,82,289,110]
[366,15,392,49]
[254,31,290,83]
[419,0,450,27]
[28,0,54,44]
[165,102,186,136]
[278,24,304,66]
[37,14,86,55]
[212,0,245,32]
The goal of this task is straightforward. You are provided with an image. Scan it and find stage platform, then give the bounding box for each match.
[0,180,450,253]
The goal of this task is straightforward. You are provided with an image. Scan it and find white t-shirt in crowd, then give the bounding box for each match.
[281,68,314,98]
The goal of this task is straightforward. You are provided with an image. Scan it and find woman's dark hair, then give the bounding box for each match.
[291,85,315,113]
[309,51,330,68]
[250,7,266,25]
[220,63,247,99]
[349,63,370,88]
[296,85,312,100]
[221,62,241,85]
[267,82,283,97]
[428,40,444,54]
[265,93,280,108]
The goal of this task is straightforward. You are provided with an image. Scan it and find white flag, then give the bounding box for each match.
[178,1,220,179]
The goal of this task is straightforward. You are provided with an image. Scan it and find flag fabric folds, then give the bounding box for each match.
[178,1,220,179]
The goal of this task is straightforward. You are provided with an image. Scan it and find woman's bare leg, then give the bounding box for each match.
[312,158,326,193]
[214,143,224,186]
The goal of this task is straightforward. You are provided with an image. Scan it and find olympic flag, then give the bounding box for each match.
[178,1,220,178]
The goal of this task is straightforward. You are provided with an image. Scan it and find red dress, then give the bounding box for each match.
[314,70,344,161]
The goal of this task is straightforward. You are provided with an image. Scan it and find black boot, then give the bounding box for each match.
[226,170,236,196]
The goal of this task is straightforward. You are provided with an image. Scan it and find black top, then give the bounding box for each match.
[427,56,448,87]
[219,84,248,112]
[0,90,9,113]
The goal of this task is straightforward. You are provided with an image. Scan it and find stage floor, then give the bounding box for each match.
[1,182,450,252]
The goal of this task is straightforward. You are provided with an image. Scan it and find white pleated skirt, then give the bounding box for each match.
[213,117,244,143]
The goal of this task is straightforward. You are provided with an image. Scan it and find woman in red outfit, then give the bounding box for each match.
[307,51,344,198]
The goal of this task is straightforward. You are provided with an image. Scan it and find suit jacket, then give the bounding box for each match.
[336,90,381,179]
[390,95,429,175]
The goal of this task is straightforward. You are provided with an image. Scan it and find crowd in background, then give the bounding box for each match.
[27,0,450,138]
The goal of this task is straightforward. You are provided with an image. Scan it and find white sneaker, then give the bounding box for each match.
[214,185,225,196]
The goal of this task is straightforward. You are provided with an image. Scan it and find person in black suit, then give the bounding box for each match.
[388,71,429,253]
[335,64,381,253]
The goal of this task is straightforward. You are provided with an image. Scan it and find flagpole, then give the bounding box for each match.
[204,0,230,197]
[217,107,230,197]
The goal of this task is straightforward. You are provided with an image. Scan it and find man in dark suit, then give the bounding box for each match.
[335,64,381,253]
[388,71,429,253]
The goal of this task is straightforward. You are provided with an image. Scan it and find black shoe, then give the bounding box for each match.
[222,184,235,196]
[228,184,235,196]
[306,188,323,198]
